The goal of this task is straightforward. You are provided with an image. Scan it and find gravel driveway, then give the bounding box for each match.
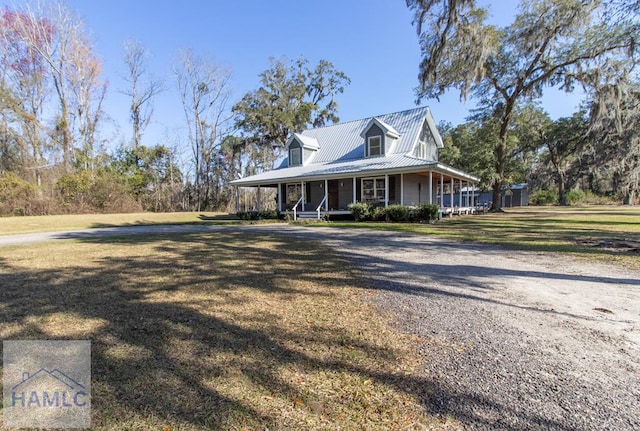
[254,225,640,431]
[2,224,639,430]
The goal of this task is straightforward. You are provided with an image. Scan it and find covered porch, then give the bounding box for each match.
[234,165,481,220]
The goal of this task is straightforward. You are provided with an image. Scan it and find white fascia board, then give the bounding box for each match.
[285,133,319,151]
[424,109,444,148]
[435,162,480,182]
[360,118,400,139]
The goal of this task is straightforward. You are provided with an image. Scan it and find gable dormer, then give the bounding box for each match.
[285,133,319,167]
[360,118,400,158]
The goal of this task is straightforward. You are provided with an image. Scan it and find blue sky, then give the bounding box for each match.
[17,0,584,150]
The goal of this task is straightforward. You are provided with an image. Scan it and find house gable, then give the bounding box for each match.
[413,119,438,160]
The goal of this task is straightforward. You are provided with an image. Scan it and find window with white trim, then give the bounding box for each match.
[289,147,302,166]
[367,135,382,157]
[362,177,386,203]
[416,139,427,159]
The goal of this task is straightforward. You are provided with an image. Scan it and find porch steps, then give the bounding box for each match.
[295,211,324,220]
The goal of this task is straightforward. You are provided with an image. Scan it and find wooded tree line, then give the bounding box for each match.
[0,0,637,216]
[0,1,348,215]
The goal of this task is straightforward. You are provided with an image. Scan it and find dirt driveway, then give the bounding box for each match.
[2,224,639,430]
[255,225,640,430]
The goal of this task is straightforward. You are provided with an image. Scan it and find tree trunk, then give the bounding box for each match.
[492,138,507,211]
[557,175,567,206]
[492,99,516,211]
[491,180,502,211]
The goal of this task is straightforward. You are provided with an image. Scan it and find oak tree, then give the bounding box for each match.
[407,0,637,209]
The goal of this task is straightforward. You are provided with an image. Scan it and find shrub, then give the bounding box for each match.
[371,205,386,221]
[565,189,585,206]
[56,172,93,212]
[412,204,439,222]
[236,210,279,221]
[89,172,142,213]
[385,204,410,222]
[348,202,371,221]
[530,189,558,206]
[56,170,142,214]
[259,209,278,219]
[580,191,618,205]
[0,172,38,216]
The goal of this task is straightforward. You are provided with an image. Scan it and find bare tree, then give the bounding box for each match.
[121,39,164,150]
[0,8,52,184]
[11,1,106,173]
[174,49,233,211]
[70,36,108,171]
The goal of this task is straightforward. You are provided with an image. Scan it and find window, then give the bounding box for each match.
[362,177,386,203]
[289,148,302,166]
[367,136,382,157]
[416,139,426,159]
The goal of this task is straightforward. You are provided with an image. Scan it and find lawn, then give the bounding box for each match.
[323,206,640,271]
[0,231,446,430]
[0,212,242,235]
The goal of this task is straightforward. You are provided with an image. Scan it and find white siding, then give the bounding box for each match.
[402,174,432,205]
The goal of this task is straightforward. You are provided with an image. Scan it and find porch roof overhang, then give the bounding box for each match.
[230,154,479,187]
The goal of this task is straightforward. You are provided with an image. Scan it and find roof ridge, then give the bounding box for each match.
[303,106,429,132]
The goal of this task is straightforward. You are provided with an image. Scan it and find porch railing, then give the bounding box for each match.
[316,195,327,220]
[292,196,304,221]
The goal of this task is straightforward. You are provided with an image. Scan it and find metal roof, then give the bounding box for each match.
[231,154,479,186]
[231,106,479,186]
[299,106,431,164]
[285,133,319,150]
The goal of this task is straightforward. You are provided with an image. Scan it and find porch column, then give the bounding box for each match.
[277,183,282,212]
[301,181,305,211]
[324,179,329,211]
[459,178,463,209]
[257,186,262,212]
[353,177,357,203]
[450,177,454,216]
[384,174,389,207]
[428,170,433,205]
[464,181,468,207]
[400,173,404,205]
[440,175,444,208]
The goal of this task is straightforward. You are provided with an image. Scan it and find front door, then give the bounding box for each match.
[328,180,339,210]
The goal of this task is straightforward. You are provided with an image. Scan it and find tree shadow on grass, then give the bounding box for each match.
[0,232,433,429]
[0,230,606,430]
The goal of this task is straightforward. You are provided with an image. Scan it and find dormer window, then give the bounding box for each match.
[285,133,319,167]
[289,147,302,166]
[361,117,399,158]
[367,136,382,157]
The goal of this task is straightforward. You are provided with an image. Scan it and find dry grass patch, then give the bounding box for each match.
[0,211,239,235]
[0,232,450,430]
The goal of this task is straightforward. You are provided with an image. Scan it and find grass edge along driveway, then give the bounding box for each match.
[321,205,640,271]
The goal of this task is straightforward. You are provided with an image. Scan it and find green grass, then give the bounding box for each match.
[323,205,640,270]
[0,212,248,235]
[0,233,447,430]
